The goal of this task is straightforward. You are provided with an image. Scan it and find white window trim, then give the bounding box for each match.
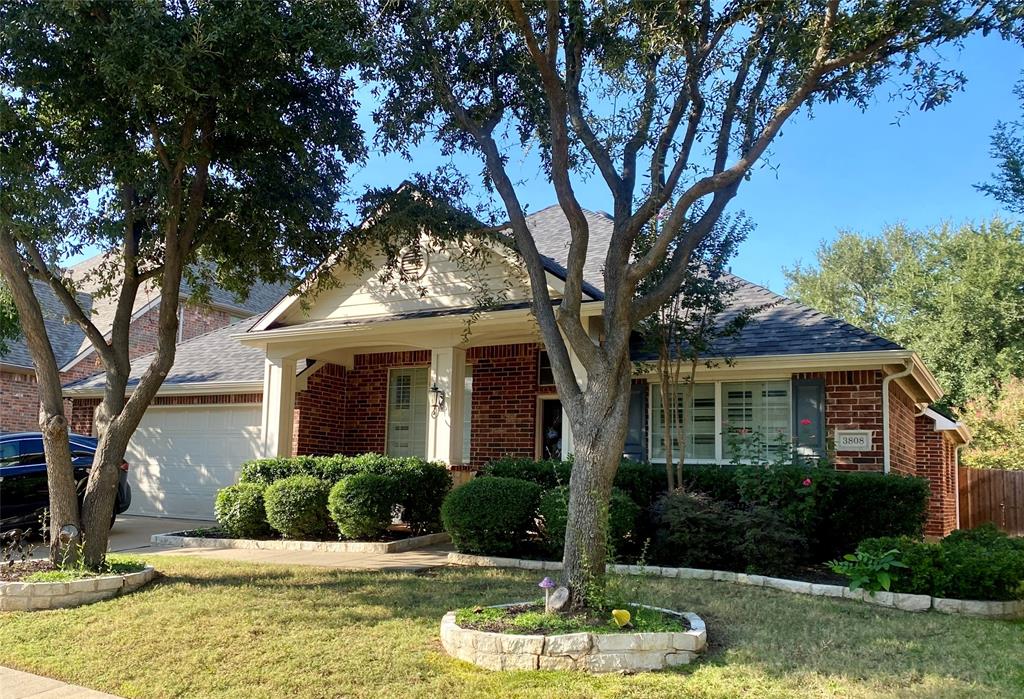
[384,366,429,458]
[647,376,794,465]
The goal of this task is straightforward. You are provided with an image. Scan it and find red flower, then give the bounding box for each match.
[800,418,812,426]
[802,478,812,487]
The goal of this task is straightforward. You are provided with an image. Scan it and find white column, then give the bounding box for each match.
[260,352,297,458]
[427,347,466,464]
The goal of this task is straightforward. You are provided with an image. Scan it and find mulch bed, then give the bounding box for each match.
[0,560,55,582]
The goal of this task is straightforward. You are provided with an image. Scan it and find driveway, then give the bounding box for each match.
[109,514,209,553]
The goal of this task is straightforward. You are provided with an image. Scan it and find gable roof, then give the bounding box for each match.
[0,281,93,371]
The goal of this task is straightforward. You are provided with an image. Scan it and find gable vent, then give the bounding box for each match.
[399,245,428,280]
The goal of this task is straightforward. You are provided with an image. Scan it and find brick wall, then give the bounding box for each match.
[1,369,44,432]
[466,343,551,467]
[888,382,918,477]
[917,415,959,537]
[180,305,238,341]
[343,350,431,456]
[795,370,885,471]
[293,362,347,456]
[67,393,261,436]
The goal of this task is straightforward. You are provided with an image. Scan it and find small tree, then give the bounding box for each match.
[962,377,1024,471]
[636,213,763,491]
[367,0,1016,607]
[0,0,366,567]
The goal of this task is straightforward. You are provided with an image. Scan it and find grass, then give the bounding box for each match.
[455,603,687,635]
[0,556,1020,698]
[22,555,146,583]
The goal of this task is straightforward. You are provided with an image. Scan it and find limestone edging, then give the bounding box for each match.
[446,552,1023,620]
[0,566,156,611]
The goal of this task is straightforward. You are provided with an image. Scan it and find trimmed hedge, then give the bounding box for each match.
[857,524,1024,601]
[214,483,271,539]
[537,486,640,558]
[328,473,398,540]
[441,477,542,555]
[263,475,332,540]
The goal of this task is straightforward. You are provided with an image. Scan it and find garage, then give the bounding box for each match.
[124,404,263,519]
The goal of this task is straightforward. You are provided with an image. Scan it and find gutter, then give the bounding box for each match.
[881,360,914,475]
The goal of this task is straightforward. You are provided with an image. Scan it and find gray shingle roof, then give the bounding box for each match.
[0,281,93,370]
[64,316,268,391]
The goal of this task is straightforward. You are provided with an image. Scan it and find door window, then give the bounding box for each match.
[386,368,428,458]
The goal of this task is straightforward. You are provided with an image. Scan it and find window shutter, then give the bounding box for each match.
[624,382,647,462]
[792,378,826,458]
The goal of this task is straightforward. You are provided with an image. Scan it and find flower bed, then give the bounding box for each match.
[0,565,156,611]
[152,529,450,554]
[440,603,707,672]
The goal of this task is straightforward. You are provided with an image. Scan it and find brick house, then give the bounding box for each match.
[0,255,286,433]
[64,205,968,536]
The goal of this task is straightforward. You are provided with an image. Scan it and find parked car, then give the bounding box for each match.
[0,432,131,532]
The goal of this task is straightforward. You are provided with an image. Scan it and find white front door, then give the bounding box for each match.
[386,367,428,458]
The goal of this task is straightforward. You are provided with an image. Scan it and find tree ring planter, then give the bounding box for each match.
[440,604,707,672]
[152,531,450,554]
[0,566,156,611]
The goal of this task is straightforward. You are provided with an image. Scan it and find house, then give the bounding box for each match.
[63,202,968,536]
[0,255,287,433]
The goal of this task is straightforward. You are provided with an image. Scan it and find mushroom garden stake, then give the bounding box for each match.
[539,577,556,613]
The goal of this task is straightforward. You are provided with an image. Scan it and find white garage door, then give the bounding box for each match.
[125,404,263,519]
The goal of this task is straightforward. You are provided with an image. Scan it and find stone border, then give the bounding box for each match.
[440,603,706,672]
[447,552,1024,620]
[152,531,450,554]
[0,566,156,611]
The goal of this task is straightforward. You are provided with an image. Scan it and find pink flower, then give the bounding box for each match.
[800,418,812,426]
[802,478,812,487]
[737,428,750,436]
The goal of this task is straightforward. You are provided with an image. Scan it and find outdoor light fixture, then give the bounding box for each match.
[429,382,446,416]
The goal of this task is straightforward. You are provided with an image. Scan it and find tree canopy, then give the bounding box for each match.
[784,219,1024,409]
[978,72,1024,213]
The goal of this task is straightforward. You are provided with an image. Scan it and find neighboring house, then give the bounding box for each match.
[64,200,968,537]
[0,254,287,433]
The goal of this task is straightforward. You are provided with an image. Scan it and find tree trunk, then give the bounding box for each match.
[561,361,632,609]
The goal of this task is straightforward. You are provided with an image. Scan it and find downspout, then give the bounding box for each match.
[881,361,914,475]
[954,444,964,529]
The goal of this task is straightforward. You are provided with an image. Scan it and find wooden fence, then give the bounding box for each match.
[958,467,1024,536]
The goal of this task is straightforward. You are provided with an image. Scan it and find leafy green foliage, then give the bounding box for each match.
[978,74,1024,214]
[962,377,1024,470]
[214,483,271,539]
[856,525,1024,601]
[263,476,332,541]
[440,477,542,556]
[784,221,1024,409]
[328,473,398,541]
[537,486,640,559]
[827,548,908,595]
[454,603,685,635]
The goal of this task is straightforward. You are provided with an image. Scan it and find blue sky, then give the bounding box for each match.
[66,34,1022,295]
[346,33,1022,294]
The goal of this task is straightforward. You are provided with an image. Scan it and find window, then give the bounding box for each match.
[650,383,716,461]
[386,368,428,458]
[723,380,792,461]
[462,367,473,464]
[538,350,555,386]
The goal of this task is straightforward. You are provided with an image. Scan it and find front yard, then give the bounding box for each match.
[0,556,1021,698]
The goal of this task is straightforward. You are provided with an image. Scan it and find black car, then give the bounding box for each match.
[0,432,132,531]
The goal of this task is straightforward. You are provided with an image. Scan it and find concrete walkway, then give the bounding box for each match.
[0,666,121,699]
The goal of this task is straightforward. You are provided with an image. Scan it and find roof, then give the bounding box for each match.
[0,281,93,370]
[64,316,269,392]
[66,255,290,356]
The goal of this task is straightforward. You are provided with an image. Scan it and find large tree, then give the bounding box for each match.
[0,0,366,566]
[978,72,1024,213]
[367,0,1017,606]
[784,220,1024,408]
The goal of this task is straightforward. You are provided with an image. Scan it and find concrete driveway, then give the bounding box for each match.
[109,514,209,554]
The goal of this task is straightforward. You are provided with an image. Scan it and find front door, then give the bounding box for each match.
[537,398,562,461]
[386,367,429,458]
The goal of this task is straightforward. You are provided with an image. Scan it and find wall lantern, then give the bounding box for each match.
[429,382,446,416]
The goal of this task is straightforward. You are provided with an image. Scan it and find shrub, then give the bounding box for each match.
[827,547,909,594]
[214,483,272,539]
[856,524,1024,600]
[648,491,739,570]
[678,465,741,502]
[536,486,640,558]
[731,506,809,575]
[440,477,542,555]
[479,457,571,488]
[263,475,332,540]
[328,473,398,540]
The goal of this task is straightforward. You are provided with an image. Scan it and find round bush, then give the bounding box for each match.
[537,486,640,558]
[263,475,331,540]
[440,476,542,555]
[328,473,398,540]
[214,483,271,539]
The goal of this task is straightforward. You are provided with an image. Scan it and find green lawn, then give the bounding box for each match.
[0,556,1022,698]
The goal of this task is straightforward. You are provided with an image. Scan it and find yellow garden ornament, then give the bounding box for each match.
[611,609,632,628]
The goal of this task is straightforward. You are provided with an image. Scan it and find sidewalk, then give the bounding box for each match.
[0,666,121,699]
